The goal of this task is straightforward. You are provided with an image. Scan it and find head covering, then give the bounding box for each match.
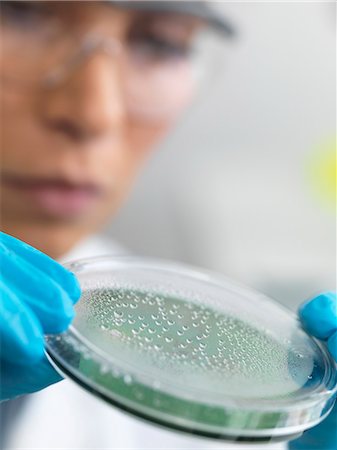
[111,1,235,36]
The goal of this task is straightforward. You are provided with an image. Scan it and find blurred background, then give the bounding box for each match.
[105,1,336,311]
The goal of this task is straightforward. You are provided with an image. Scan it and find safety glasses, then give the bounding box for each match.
[1,1,226,123]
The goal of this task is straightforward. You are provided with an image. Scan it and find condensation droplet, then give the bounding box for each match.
[123,374,133,385]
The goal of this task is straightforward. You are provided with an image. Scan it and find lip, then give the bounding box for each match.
[2,173,105,218]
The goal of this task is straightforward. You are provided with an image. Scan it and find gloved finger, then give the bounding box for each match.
[298,292,337,340]
[0,232,80,303]
[0,282,45,363]
[1,251,76,334]
[327,331,337,362]
[0,355,63,401]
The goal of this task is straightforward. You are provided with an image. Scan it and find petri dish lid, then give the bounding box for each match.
[46,256,337,442]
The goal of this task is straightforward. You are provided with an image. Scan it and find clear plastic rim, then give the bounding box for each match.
[45,349,333,442]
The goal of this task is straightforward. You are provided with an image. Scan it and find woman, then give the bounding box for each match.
[1,2,336,449]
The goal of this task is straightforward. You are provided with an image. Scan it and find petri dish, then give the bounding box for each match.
[45,256,337,443]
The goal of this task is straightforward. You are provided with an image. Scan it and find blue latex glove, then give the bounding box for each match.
[289,292,337,450]
[0,232,81,401]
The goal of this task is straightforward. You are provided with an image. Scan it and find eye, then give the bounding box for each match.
[129,33,192,62]
[127,14,196,63]
[1,1,53,29]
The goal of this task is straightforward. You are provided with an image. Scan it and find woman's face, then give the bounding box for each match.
[0,1,203,257]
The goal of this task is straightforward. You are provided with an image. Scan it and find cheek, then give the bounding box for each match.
[99,122,170,208]
[127,121,172,158]
[0,91,39,168]
[104,123,167,191]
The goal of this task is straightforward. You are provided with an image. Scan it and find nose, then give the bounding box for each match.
[39,54,125,142]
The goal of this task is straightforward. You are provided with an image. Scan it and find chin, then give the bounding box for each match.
[1,210,103,259]
[1,191,123,258]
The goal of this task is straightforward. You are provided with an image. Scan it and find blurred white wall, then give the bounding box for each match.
[105,2,336,310]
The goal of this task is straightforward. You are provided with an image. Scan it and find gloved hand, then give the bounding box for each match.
[289,292,337,450]
[0,232,81,401]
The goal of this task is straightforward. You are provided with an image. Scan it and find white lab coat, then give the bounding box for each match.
[5,236,286,450]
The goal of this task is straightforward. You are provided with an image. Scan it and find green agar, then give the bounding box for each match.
[68,288,313,432]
